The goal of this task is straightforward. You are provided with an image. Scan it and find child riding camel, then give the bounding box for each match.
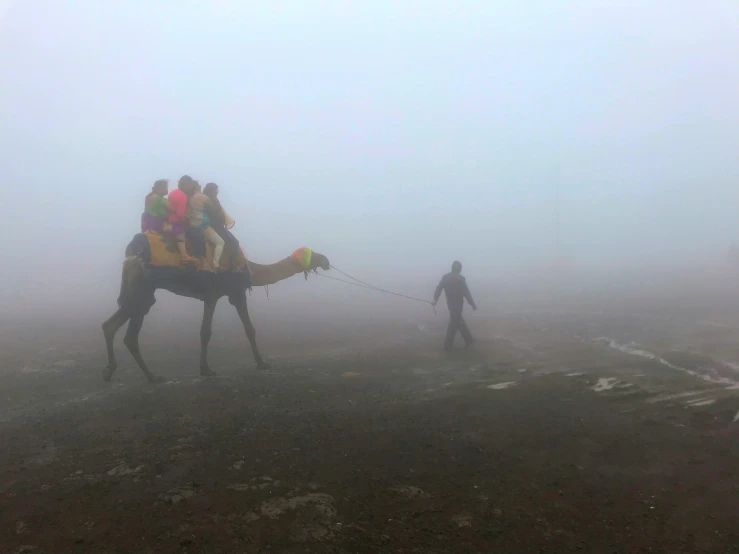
[168,176,198,264]
[141,179,170,234]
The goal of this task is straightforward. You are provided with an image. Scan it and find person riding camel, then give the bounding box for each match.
[203,182,250,271]
[168,175,198,264]
[141,179,170,234]
[188,183,226,271]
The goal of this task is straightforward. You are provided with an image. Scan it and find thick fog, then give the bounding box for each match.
[1,1,738,319]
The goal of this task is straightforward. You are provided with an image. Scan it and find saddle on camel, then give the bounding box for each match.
[102,176,330,383]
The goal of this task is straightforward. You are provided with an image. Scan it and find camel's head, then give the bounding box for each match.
[310,251,330,271]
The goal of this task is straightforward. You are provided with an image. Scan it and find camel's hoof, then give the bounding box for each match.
[200,368,217,377]
[256,361,272,370]
[148,375,165,384]
[102,366,116,382]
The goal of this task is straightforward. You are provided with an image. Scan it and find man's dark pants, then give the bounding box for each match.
[445,308,473,349]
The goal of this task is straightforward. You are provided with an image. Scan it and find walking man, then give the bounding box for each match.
[432,261,477,350]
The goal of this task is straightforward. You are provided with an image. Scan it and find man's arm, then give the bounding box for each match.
[433,277,445,305]
[463,280,477,310]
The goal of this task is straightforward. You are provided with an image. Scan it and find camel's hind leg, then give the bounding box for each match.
[105,246,155,382]
[124,311,163,383]
[102,308,130,381]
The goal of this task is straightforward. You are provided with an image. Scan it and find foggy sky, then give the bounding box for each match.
[1,1,738,314]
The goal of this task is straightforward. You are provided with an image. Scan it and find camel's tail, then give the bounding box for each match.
[118,234,154,313]
[118,256,145,308]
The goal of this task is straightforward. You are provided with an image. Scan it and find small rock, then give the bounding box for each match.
[106,463,143,477]
[228,483,255,492]
[161,488,194,505]
[11,547,37,554]
[16,521,28,535]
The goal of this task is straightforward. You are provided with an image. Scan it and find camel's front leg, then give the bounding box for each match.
[123,311,164,383]
[200,298,218,376]
[232,295,271,370]
[102,308,130,381]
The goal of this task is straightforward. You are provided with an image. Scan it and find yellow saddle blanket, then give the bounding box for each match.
[144,232,247,273]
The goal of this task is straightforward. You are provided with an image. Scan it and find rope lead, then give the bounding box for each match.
[316,265,436,315]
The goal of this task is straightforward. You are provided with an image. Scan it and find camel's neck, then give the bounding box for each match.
[247,258,302,287]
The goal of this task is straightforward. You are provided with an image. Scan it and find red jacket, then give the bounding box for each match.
[167,188,188,224]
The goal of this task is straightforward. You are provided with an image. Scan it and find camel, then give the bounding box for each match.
[102,233,330,383]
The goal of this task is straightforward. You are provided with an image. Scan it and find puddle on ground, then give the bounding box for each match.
[685,398,716,407]
[593,378,618,392]
[487,382,516,390]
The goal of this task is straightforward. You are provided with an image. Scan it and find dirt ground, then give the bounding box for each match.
[2,308,739,553]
